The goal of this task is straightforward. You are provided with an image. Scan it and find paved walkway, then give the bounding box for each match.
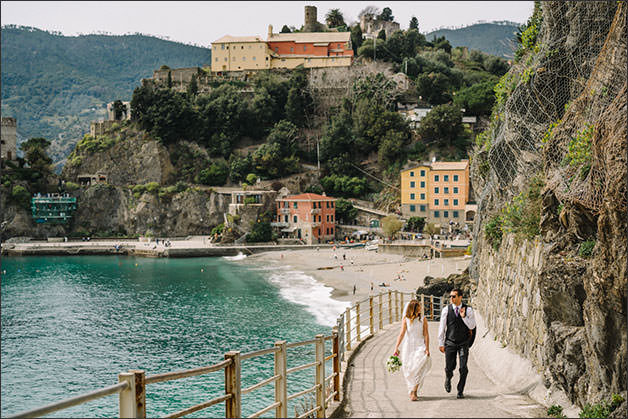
[343,322,547,418]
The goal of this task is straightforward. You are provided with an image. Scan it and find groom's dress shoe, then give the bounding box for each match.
[457,392,465,399]
[445,378,451,393]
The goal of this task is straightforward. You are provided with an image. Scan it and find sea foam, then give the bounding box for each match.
[223,252,247,261]
[265,268,350,327]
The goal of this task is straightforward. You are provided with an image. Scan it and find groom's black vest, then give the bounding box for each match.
[445,304,470,346]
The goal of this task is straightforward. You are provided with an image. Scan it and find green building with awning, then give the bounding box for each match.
[31,194,77,224]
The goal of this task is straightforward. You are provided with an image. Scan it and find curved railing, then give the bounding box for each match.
[9,291,445,418]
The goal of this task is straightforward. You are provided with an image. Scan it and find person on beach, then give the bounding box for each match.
[394,300,432,401]
[353,284,356,295]
[438,288,476,399]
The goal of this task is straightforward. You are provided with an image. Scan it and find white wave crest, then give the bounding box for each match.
[223,252,247,261]
[266,269,350,327]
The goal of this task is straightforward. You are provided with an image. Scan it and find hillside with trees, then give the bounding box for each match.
[426,21,521,58]
[0,25,211,168]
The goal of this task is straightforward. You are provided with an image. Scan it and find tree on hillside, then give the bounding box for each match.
[266,120,299,157]
[187,74,198,97]
[325,9,346,28]
[358,6,380,19]
[20,137,53,189]
[335,199,358,224]
[112,100,126,120]
[379,7,394,22]
[453,80,497,115]
[350,25,363,55]
[409,16,419,30]
[280,25,292,33]
[382,215,403,238]
[285,67,313,128]
[417,104,464,147]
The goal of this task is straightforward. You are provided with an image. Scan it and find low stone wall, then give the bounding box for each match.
[378,243,431,258]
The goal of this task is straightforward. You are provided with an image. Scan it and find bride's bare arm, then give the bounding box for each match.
[394,317,407,355]
[423,317,430,356]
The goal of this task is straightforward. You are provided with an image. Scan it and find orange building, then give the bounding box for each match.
[274,193,336,244]
[401,160,474,226]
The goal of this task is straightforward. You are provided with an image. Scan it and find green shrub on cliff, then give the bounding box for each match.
[578,240,595,258]
[11,185,31,209]
[579,393,624,418]
[484,214,504,250]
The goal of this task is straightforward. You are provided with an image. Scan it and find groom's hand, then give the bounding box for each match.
[439,346,445,353]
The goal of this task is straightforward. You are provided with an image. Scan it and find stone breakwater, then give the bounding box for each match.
[1,241,333,258]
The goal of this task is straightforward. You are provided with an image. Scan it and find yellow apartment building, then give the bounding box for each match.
[401,160,474,226]
[211,35,272,72]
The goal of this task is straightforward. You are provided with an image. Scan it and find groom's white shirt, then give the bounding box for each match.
[438,303,477,347]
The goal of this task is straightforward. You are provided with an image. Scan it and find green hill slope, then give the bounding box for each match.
[1,25,211,168]
[426,21,520,58]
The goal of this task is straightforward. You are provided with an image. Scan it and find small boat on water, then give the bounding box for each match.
[365,239,379,251]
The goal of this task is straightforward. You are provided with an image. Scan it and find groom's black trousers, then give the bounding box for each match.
[444,343,469,393]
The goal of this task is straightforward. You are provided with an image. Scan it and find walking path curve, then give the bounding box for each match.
[342,321,547,418]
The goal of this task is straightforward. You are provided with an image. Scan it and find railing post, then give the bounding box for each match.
[369,296,374,336]
[378,293,383,330]
[400,292,405,319]
[274,341,287,418]
[394,291,399,321]
[430,295,434,320]
[128,370,146,418]
[345,307,352,351]
[421,294,425,319]
[356,302,361,342]
[332,328,340,401]
[225,351,241,418]
[118,372,137,418]
[440,296,445,320]
[315,334,326,418]
[388,291,392,324]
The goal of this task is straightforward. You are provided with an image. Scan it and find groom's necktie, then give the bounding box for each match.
[455,307,459,317]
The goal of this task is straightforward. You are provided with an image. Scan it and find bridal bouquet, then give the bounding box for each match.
[386,354,402,373]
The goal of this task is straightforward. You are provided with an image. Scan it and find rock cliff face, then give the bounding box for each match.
[470,1,626,409]
[61,125,175,185]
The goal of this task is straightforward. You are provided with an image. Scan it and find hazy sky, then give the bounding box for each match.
[2,1,533,47]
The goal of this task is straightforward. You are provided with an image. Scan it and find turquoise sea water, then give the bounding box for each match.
[1,256,345,417]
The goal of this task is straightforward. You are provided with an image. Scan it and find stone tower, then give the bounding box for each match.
[304,5,317,32]
[1,117,17,160]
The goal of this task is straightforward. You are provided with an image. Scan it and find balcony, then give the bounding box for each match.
[279,208,291,215]
[271,222,289,228]
[310,208,321,215]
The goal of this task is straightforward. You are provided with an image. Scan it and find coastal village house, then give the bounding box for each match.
[274,193,336,245]
[400,160,477,227]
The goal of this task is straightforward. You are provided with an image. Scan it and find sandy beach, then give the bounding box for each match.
[246,247,471,303]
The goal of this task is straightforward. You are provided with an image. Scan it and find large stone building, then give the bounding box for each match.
[1,117,18,161]
[210,5,353,74]
[360,14,401,39]
[400,160,476,226]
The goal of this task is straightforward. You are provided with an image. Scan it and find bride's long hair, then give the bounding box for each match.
[405,299,422,320]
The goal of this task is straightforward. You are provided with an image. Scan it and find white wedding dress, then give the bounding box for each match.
[399,315,432,393]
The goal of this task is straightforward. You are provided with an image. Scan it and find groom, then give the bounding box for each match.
[438,288,476,399]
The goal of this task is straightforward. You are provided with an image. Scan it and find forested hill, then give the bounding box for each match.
[1,25,211,168]
[426,21,520,58]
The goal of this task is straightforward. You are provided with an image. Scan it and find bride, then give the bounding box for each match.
[393,299,432,401]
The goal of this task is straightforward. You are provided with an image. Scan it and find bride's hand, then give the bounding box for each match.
[393,350,399,356]
[425,348,430,356]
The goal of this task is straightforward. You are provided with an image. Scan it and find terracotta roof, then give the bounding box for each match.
[277,193,336,201]
[213,35,265,43]
[431,161,469,171]
[268,32,351,43]
[401,160,469,173]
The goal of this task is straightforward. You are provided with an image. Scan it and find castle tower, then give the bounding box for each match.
[1,117,17,160]
[304,5,317,32]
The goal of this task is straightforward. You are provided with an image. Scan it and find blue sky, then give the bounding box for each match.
[1,1,534,47]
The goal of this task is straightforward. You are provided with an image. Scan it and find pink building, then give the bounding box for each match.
[275,193,336,244]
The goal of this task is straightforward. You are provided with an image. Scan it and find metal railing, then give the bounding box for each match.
[9,291,444,418]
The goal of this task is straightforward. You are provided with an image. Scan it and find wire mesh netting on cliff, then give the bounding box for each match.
[475,1,626,214]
